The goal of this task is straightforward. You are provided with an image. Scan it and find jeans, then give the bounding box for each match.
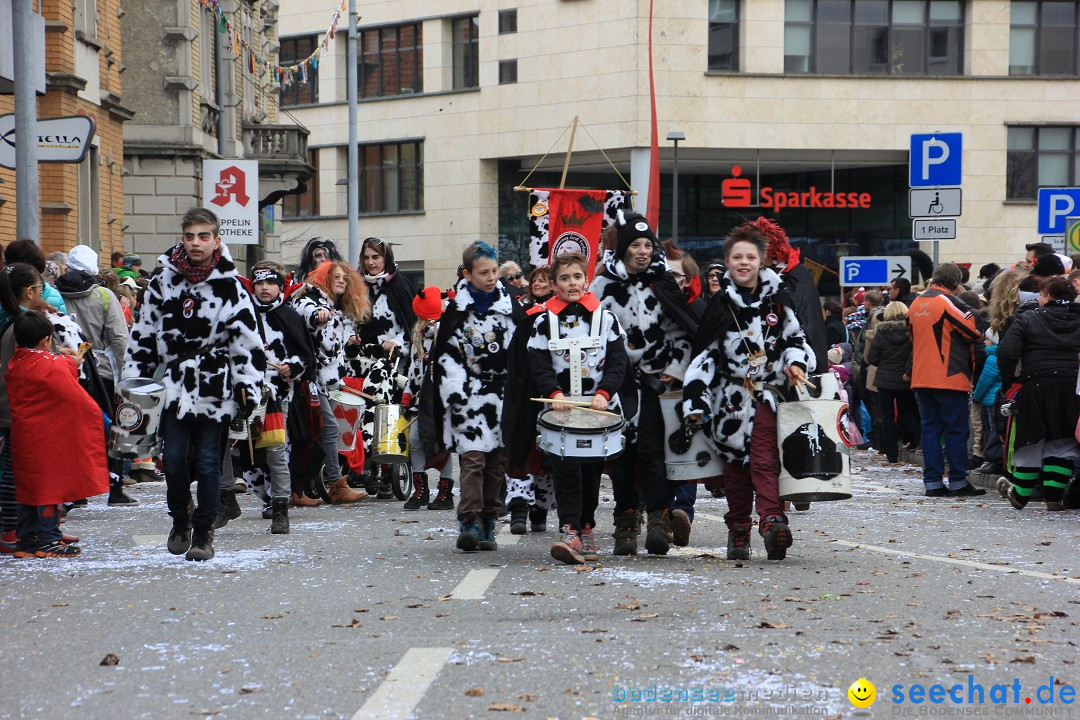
[981,404,1003,465]
[265,405,291,499]
[16,503,60,549]
[161,409,227,530]
[671,482,697,522]
[915,389,971,489]
[613,385,674,515]
[0,428,14,533]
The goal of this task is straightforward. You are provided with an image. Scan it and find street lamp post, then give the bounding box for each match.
[666,131,685,245]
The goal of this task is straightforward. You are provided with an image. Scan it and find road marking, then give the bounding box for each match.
[449,568,501,599]
[830,540,1080,585]
[497,524,519,545]
[351,646,453,720]
[132,535,168,546]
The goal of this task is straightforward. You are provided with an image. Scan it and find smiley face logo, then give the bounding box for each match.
[848,678,876,708]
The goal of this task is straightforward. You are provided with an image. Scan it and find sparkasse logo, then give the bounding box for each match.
[720,165,873,212]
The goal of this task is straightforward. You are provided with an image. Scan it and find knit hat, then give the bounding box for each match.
[827,347,843,366]
[412,286,444,321]
[614,211,658,259]
[1056,253,1074,273]
[67,245,99,274]
[124,254,143,268]
[1033,254,1066,277]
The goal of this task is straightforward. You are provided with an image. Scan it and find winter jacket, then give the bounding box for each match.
[41,284,67,314]
[865,320,913,391]
[360,265,417,356]
[998,302,1080,385]
[253,295,315,404]
[783,262,830,371]
[908,287,985,392]
[291,285,356,392]
[56,270,129,382]
[123,243,265,422]
[973,345,1001,406]
[825,314,846,348]
[0,307,88,429]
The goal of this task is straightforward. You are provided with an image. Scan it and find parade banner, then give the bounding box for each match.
[528,188,632,280]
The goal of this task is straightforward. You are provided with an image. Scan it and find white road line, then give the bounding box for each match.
[132,535,168,546]
[497,524,520,545]
[449,568,501,599]
[351,646,453,720]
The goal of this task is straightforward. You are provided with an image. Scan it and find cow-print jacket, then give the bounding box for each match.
[359,266,416,355]
[124,244,265,422]
[253,295,312,404]
[590,252,695,382]
[681,268,815,466]
[432,280,517,454]
[290,285,356,392]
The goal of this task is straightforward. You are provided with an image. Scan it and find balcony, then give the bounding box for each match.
[242,122,315,207]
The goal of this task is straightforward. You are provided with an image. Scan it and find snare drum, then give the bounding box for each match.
[536,408,624,462]
[372,403,410,463]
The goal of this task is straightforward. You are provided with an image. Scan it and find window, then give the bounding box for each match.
[280,36,319,105]
[74,0,98,39]
[77,147,100,251]
[199,9,218,103]
[283,150,319,218]
[708,0,740,71]
[499,9,518,34]
[784,0,963,75]
[452,15,479,89]
[360,22,423,98]
[1007,126,1080,199]
[359,141,423,214]
[499,59,518,85]
[1010,2,1080,75]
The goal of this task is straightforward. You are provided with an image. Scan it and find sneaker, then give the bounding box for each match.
[924,486,950,497]
[726,523,751,561]
[478,516,498,551]
[550,526,584,565]
[0,530,16,555]
[580,527,599,563]
[167,523,192,555]
[759,515,793,561]
[669,509,691,547]
[456,518,480,552]
[949,483,987,497]
[20,541,81,558]
[107,490,138,506]
[262,505,273,520]
[233,479,247,494]
[185,527,215,561]
[1006,489,1027,510]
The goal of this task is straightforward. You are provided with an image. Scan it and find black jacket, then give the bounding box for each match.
[824,314,846,348]
[865,320,912,391]
[998,302,1080,385]
[782,262,829,371]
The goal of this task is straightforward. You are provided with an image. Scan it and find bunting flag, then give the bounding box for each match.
[528,189,633,282]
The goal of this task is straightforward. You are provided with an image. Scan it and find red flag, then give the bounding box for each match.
[531,189,607,281]
[645,0,660,229]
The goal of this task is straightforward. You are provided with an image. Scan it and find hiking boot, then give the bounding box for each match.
[404,472,430,510]
[167,522,192,555]
[508,499,528,535]
[428,478,455,510]
[529,507,547,532]
[270,498,290,534]
[1006,489,1027,510]
[727,523,752,561]
[669,509,691,547]
[107,488,139,506]
[213,489,241,528]
[456,517,480,552]
[580,526,599,563]
[376,467,394,499]
[924,486,950,497]
[612,509,640,556]
[290,492,322,507]
[478,515,498,551]
[949,483,987,497]
[186,527,215,561]
[644,509,673,556]
[262,505,273,520]
[550,526,584,565]
[760,515,793,560]
[329,476,368,504]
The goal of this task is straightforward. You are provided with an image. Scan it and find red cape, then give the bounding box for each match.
[7,349,109,505]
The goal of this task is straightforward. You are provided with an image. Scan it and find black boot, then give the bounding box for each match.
[213,489,242,529]
[270,498,290,534]
[404,472,430,510]
[186,526,215,561]
[376,465,394,499]
[427,478,455,510]
[612,508,640,556]
[108,476,138,506]
[644,508,673,556]
[528,506,547,532]
[508,498,528,535]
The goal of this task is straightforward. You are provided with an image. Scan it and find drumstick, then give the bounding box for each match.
[339,385,379,402]
[530,398,620,419]
[794,376,818,391]
[241,388,254,459]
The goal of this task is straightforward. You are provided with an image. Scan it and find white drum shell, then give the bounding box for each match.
[109,377,166,459]
[659,392,724,482]
[536,409,624,462]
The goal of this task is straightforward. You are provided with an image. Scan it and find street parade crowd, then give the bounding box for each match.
[1,210,1078,565]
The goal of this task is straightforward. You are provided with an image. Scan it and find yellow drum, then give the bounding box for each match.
[372,403,410,463]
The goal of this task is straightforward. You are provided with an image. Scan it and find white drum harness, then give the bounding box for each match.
[547,308,604,399]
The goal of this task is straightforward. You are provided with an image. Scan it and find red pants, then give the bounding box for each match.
[722,403,785,530]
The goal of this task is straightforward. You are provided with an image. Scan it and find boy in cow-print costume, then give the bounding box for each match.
[429,242,517,552]
[590,212,698,556]
[124,208,266,562]
[681,222,814,561]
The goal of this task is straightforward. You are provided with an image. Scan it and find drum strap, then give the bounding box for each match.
[548,309,603,399]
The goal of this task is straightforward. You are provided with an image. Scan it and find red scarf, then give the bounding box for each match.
[170,243,221,284]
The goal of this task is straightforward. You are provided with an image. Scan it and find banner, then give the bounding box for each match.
[528,189,632,280]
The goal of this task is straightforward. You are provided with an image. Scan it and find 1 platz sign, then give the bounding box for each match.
[0,113,96,169]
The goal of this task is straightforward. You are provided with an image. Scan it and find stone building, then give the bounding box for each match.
[276,0,1080,290]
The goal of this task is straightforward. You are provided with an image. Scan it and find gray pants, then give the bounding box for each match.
[319,391,341,479]
[265,405,291,499]
[409,421,451,480]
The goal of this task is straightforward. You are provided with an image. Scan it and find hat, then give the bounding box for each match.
[751,217,793,264]
[852,287,867,305]
[412,286,444,321]
[67,245,99,274]
[119,277,139,290]
[1033,254,1066,277]
[827,347,843,366]
[614,211,658,259]
[1056,253,1074,273]
[124,254,143,268]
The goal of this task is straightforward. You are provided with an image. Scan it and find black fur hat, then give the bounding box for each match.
[615,210,658,259]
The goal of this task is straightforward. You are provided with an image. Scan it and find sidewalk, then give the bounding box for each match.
[896,447,1001,491]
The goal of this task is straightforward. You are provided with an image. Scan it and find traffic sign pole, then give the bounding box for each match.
[13,0,39,243]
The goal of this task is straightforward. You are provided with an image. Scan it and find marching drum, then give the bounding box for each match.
[371,403,410,463]
[536,408,624,462]
[327,390,366,452]
[110,377,166,459]
[777,374,853,503]
[659,392,724,482]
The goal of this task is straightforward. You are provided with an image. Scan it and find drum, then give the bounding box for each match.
[659,392,724,482]
[777,377,853,502]
[372,403,410,463]
[536,408,624,462]
[327,390,366,452]
[109,377,166,459]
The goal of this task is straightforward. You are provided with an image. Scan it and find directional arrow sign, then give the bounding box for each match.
[0,113,96,169]
[909,187,961,218]
[839,256,912,287]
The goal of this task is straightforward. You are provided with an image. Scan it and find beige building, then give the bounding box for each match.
[277,0,1080,290]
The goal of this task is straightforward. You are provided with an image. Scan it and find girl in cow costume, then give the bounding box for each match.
[682,222,815,561]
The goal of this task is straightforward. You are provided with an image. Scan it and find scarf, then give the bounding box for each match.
[601,250,669,285]
[169,242,220,284]
[467,284,497,314]
[254,293,285,314]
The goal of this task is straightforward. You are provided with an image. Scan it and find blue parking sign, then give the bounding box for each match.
[909,133,962,187]
[1038,188,1080,235]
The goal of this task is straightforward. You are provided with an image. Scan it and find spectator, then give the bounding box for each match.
[524,266,552,306]
[972,329,1003,476]
[866,302,920,463]
[889,277,917,307]
[907,263,987,497]
[1022,242,1054,271]
[4,240,67,314]
[1032,253,1066,279]
[702,262,723,302]
[498,260,527,296]
[110,251,126,269]
[822,299,846,347]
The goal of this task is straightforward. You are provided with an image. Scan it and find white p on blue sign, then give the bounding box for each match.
[1038,188,1080,235]
[909,133,962,187]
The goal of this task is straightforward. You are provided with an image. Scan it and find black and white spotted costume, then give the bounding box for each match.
[681,268,815,466]
[291,285,355,392]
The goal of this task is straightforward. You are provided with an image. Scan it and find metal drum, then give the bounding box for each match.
[777,378,853,503]
[536,408,624,462]
[109,377,166,459]
[372,403,410,463]
[659,392,724,482]
[327,390,366,452]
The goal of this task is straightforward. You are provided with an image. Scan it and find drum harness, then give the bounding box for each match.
[547,307,604,400]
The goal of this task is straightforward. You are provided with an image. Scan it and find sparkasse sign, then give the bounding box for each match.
[720,165,872,212]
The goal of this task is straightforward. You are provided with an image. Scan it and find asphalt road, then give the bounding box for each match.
[1,450,1077,720]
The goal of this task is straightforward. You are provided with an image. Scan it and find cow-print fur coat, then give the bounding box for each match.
[681,268,815,466]
[291,285,356,392]
[124,243,265,422]
[253,295,313,404]
[431,280,516,454]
